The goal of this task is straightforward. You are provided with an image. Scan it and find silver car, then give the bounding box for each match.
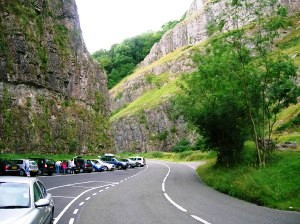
[92,159,115,171]
[0,176,54,224]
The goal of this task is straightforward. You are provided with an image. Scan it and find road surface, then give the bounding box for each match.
[40,160,300,224]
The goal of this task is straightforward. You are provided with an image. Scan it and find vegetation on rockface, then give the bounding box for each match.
[92,19,185,89]
[174,0,300,167]
[0,89,113,154]
[0,1,112,154]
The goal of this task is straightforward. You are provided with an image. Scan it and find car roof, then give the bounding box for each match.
[0,176,38,184]
[103,153,114,157]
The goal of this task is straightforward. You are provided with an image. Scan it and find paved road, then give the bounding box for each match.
[40,160,300,224]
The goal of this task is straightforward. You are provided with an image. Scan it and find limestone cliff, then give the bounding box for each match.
[110,0,300,152]
[0,0,113,154]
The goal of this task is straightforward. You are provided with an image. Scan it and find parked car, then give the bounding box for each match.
[90,160,105,172]
[0,159,21,176]
[92,159,115,171]
[30,158,56,176]
[11,159,39,176]
[129,156,146,167]
[120,158,136,168]
[0,176,54,224]
[72,157,93,173]
[101,155,128,170]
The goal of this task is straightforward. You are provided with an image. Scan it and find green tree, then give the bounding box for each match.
[176,0,299,166]
[92,20,181,89]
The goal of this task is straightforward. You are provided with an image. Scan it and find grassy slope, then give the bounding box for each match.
[197,149,300,211]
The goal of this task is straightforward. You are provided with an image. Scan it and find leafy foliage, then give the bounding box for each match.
[175,0,299,166]
[92,20,183,89]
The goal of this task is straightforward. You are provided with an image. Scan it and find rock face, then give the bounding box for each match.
[110,0,300,152]
[113,103,198,152]
[0,0,113,154]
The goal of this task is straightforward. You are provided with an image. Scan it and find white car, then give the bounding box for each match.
[129,156,146,167]
[0,176,54,224]
[93,159,115,171]
[11,159,39,176]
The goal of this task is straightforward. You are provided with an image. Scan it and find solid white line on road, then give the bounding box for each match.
[52,196,75,199]
[73,209,79,215]
[164,193,187,213]
[162,182,165,192]
[47,181,117,191]
[191,215,211,224]
[69,218,74,224]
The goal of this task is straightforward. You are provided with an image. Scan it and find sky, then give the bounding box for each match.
[75,0,194,54]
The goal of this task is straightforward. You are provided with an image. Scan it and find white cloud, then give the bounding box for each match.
[75,0,193,53]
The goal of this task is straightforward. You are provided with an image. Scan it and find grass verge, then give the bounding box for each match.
[197,150,300,211]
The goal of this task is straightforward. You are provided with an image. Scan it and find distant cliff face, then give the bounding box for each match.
[110,0,300,153]
[0,0,113,154]
[141,0,300,68]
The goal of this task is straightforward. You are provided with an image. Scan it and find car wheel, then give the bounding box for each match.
[117,165,122,170]
[92,168,95,172]
[103,166,108,171]
[20,169,26,176]
[49,210,54,224]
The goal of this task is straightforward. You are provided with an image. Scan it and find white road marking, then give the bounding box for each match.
[69,218,74,224]
[52,168,147,224]
[47,181,117,191]
[52,196,75,199]
[73,209,79,215]
[93,193,97,196]
[85,197,91,201]
[157,161,212,224]
[164,193,187,212]
[191,215,211,224]
[99,190,103,193]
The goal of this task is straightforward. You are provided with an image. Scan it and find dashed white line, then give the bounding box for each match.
[162,182,165,192]
[85,197,91,201]
[52,169,147,224]
[93,193,97,196]
[159,162,211,224]
[69,218,74,224]
[191,215,211,224]
[73,209,79,215]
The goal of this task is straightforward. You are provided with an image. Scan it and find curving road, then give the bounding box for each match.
[40,160,300,224]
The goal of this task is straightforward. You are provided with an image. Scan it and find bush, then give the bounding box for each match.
[172,139,193,152]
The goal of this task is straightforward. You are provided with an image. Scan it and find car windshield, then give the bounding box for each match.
[11,160,23,165]
[0,182,30,208]
[29,161,37,166]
